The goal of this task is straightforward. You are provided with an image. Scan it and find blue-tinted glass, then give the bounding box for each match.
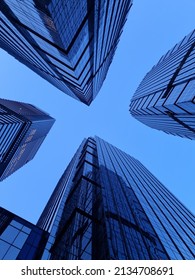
[22,226,31,234]
[130,30,195,139]
[3,246,20,260]
[1,226,19,243]
[0,240,10,259]
[10,220,23,230]
[1,0,132,105]
[13,232,28,248]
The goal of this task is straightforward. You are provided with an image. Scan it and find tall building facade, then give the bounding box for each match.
[130,30,195,139]
[0,207,48,260]
[1,0,132,105]
[37,136,194,260]
[0,98,55,181]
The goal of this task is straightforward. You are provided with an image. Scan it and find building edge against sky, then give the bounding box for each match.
[0,207,48,260]
[37,136,194,260]
[130,29,195,139]
[1,0,133,105]
[0,98,55,181]
[0,136,194,259]
[0,1,194,260]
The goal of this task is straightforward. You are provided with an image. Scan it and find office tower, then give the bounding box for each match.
[38,136,194,260]
[0,207,48,260]
[1,1,132,105]
[0,98,55,181]
[130,30,195,139]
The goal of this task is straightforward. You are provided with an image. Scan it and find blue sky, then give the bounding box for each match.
[0,0,195,224]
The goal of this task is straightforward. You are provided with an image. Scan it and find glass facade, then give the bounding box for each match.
[130,30,195,139]
[1,0,133,105]
[0,98,55,181]
[38,137,195,260]
[0,207,48,260]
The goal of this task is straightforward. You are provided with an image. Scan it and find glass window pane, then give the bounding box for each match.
[22,226,31,234]
[3,246,20,260]
[0,240,10,259]
[0,226,19,243]
[10,220,23,230]
[13,232,28,248]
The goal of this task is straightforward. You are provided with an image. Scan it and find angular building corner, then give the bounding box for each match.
[1,0,133,105]
[130,29,195,139]
[0,207,48,260]
[37,136,194,260]
[0,98,55,181]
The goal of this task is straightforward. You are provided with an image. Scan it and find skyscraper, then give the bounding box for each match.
[1,0,132,105]
[37,136,194,260]
[0,98,55,181]
[130,30,195,139]
[0,206,48,260]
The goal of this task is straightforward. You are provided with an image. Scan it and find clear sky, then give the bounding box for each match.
[0,0,195,225]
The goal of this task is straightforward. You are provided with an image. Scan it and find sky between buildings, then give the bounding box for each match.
[0,0,195,224]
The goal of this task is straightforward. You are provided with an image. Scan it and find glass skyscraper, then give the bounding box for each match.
[0,207,48,260]
[130,29,195,139]
[37,136,194,260]
[0,98,55,181]
[1,0,132,105]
